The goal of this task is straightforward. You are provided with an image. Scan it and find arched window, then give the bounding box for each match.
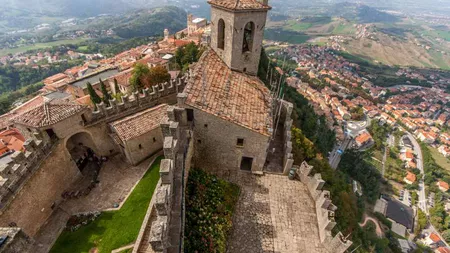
[217,19,225,50]
[243,22,255,53]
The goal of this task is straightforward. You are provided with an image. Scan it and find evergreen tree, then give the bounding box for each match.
[114,78,120,94]
[99,78,111,104]
[87,82,101,106]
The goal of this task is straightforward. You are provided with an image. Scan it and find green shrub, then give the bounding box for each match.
[184,169,240,253]
[374,212,392,229]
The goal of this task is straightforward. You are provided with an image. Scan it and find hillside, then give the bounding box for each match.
[113,7,186,39]
[343,32,450,69]
[327,3,399,23]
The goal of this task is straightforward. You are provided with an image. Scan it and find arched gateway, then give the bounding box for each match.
[65,131,99,174]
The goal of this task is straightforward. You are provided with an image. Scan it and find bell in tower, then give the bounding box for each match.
[208,0,271,75]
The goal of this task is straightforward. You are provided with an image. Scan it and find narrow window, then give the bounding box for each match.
[81,114,87,124]
[139,144,142,149]
[197,139,202,144]
[153,137,156,143]
[218,19,225,50]
[243,22,255,53]
[187,109,194,122]
[237,138,244,147]
[204,124,208,128]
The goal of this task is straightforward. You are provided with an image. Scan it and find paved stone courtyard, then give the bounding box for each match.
[215,171,326,253]
[32,154,158,253]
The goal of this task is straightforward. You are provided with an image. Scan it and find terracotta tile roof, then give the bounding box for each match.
[76,95,94,107]
[355,132,372,145]
[184,49,273,136]
[405,171,416,183]
[438,181,450,191]
[110,104,168,142]
[430,232,441,243]
[208,0,271,10]
[0,128,25,152]
[438,247,450,253]
[111,69,133,88]
[13,100,87,128]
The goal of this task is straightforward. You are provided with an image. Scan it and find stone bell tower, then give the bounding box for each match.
[208,0,271,76]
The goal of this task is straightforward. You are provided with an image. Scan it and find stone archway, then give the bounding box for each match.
[65,131,99,174]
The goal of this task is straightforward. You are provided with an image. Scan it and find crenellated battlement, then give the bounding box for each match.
[132,104,193,253]
[297,161,353,253]
[279,100,294,175]
[0,135,52,212]
[87,74,189,126]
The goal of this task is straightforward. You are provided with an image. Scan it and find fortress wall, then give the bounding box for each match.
[297,161,353,253]
[88,74,188,125]
[146,105,192,252]
[0,141,80,236]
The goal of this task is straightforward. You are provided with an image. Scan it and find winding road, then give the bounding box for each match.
[359,215,383,238]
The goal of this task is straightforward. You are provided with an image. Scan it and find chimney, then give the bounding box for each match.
[260,0,269,5]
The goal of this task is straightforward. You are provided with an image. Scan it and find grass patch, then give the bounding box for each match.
[0,38,89,56]
[429,147,450,172]
[332,23,357,35]
[50,156,163,253]
[264,28,311,44]
[184,168,240,253]
[286,20,313,32]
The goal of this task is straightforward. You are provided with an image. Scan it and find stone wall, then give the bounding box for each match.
[123,127,164,166]
[88,74,188,125]
[0,227,32,253]
[147,105,192,252]
[178,93,270,173]
[279,100,294,174]
[210,6,268,75]
[0,140,80,236]
[297,161,353,253]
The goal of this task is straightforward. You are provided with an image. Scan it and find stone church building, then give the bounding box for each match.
[179,0,276,173]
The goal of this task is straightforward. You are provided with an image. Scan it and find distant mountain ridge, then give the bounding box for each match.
[0,0,175,17]
[327,2,399,23]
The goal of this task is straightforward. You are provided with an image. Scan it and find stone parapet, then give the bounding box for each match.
[297,161,352,253]
[144,105,192,253]
[88,74,189,125]
[279,100,294,175]
[0,136,52,212]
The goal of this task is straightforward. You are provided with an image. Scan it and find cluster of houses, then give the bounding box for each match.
[37,15,209,107]
[0,14,210,166]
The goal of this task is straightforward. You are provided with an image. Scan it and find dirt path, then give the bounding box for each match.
[359,215,383,238]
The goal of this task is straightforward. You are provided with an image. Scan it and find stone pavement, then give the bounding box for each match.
[215,171,327,253]
[32,154,156,253]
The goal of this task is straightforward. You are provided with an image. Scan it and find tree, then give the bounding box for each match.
[442,230,450,242]
[175,42,201,72]
[130,63,150,92]
[87,82,101,106]
[148,66,171,86]
[416,209,428,233]
[291,127,316,164]
[114,78,120,95]
[99,78,111,105]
